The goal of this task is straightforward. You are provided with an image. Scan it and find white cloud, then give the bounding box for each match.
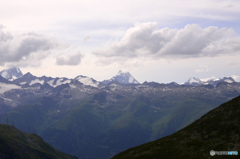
[0,26,59,67]
[93,23,239,64]
[1,0,240,35]
[231,75,240,81]
[195,65,212,73]
[225,61,240,67]
[82,36,91,42]
[0,25,83,67]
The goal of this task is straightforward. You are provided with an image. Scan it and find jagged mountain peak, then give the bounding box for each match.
[0,67,23,81]
[13,72,37,84]
[188,77,201,83]
[222,76,235,83]
[117,70,130,76]
[103,70,139,85]
[184,77,202,86]
[25,72,34,76]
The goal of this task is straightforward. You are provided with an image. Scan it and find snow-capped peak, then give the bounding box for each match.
[184,76,237,87]
[0,67,23,81]
[188,77,201,84]
[117,70,130,76]
[184,77,202,86]
[74,75,99,87]
[102,70,139,85]
[222,77,235,83]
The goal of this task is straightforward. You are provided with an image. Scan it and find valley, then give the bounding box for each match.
[0,67,240,158]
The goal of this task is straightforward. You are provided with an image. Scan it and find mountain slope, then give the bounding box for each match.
[112,95,240,159]
[0,97,60,134]
[0,124,77,159]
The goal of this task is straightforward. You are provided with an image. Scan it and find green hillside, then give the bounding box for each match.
[40,94,225,158]
[0,92,229,159]
[112,95,240,159]
[0,97,60,134]
[0,124,77,159]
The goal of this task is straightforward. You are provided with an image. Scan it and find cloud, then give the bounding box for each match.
[225,61,240,67]
[0,26,62,67]
[56,52,83,66]
[224,4,234,8]
[195,65,212,73]
[93,23,239,64]
[82,36,91,42]
[0,24,84,67]
[231,75,240,81]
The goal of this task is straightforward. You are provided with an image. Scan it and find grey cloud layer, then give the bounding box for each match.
[93,23,238,60]
[56,52,83,66]
[0,26,58,66]
[0,25,83,67]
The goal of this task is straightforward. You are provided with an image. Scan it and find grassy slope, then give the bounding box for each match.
[0,97,59,134]
[0,93,230,159]
[112,95,240,159]
[41,99,109,158]
[42,94,225,159]
[0,124,77,159]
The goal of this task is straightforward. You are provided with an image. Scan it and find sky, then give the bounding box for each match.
[0,0,240,84]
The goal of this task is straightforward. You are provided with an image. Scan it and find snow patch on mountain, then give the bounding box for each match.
[19,82,27,85]
[224,79,233,83]
[29,79,44,85]
[47,79,55,86]
[69,84,77,89]
[55,79,71,86]
[74,75,99,87]
[46,78,71,87]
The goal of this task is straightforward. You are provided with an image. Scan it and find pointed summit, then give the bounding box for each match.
[13,72,37,84]
[0,67,23,81]
[184,77,202,86]
[102,70,139,84]
[117,70,130,76]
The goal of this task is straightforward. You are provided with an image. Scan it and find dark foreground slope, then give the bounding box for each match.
[0,124,77,159]
[112,96,240,159]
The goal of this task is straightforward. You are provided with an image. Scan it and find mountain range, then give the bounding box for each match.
[0,67,240,159]
[184,77,236,87]
[0,67,238,89]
